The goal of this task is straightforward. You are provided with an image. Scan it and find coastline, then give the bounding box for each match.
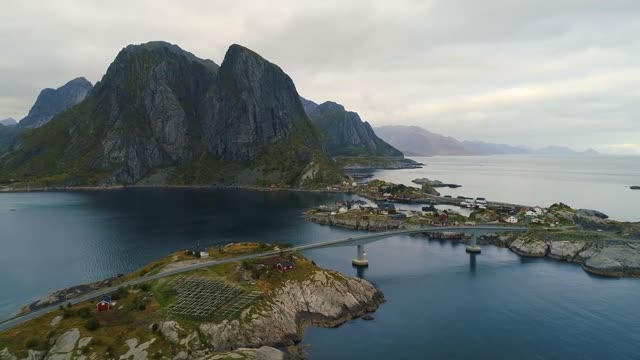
[0,243,384,359]
[304,211,640,278]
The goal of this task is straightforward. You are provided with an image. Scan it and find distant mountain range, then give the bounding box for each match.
[0,41,343,188]
[375,125,599,156]
[301,98,402,158]
[0,118,17,126]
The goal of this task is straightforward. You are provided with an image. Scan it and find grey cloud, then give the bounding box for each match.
[1,0,639,154]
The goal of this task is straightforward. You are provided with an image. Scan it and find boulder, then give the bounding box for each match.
[47,328,80,359]
[119,338,155,360]
[509,236,548,257]
[548,241,586,261]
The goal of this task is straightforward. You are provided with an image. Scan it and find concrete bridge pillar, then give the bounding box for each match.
[352,244,369,266]
[466,232,481,254]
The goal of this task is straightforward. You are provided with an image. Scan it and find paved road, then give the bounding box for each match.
[0,225,527,332]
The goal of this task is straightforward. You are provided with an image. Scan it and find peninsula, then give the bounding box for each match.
[0,243,383,360]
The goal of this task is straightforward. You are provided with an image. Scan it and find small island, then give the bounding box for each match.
[411,178,462,188]
[631,186,640,190]
[0,243,384,360]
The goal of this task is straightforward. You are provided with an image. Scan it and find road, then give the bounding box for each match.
[0,225,527,332]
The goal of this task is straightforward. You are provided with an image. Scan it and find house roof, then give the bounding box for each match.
[100,295,112,303]
[278,261,294,267]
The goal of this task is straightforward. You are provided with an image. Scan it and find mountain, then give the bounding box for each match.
[17,77,93,129]
[0,41,342,187]
[460,140,529,155]
[376,125,599,156]
[302,98,402,157]
[375,125,473,156]
[0,118,17,126]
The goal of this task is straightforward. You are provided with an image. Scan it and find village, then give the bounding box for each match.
[313,178,568,230]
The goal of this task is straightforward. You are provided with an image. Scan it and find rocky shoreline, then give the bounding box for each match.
[305,211,640,278]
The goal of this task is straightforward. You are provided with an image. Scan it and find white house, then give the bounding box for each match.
[349,204,361,211]
[351,182,358,187]
[505,216,518,224]
[525,210,537,217]
[533,206,544,215]
[338,206,348,214]
[531,218,545,224]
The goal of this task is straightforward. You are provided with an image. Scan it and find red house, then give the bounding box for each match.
[276,261,295,272]
[439,212,449,225]
[96,296,112,312]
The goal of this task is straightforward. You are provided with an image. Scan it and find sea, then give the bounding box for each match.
[0,155,639,359]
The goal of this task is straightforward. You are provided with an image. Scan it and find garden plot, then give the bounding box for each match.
[166,276,261,318]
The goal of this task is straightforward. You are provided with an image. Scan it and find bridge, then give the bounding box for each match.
[290,225,528,266]
[0,225,527,332]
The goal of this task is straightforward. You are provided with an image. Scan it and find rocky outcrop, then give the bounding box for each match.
[17,78,93,129]
[0,348,17,360]
[509,236,549,257]
[305,211,403,231]
[412,178,461,188]
[478,234,516,247]
[119,338,155,360]
[576,209,608,219]
[582,245,640,277]
[47,328,80,360]
[420,184,440,196]
[548,241,586,261]
[302,98,402,158]
[199,270,384,351]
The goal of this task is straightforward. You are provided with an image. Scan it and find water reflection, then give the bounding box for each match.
[354,264,368,279]
[468,253,477,274]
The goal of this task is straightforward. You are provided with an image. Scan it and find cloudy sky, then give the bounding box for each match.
[2,0,639,154]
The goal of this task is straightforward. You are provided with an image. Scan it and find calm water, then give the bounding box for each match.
[1,187,640,359]
[370,155,640,221]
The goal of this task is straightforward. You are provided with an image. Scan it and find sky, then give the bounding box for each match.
[1,0,639,154]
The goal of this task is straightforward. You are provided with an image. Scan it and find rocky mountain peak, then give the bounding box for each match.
[17,77,93,129]
[303,98,402,158]
[1,42,340,187]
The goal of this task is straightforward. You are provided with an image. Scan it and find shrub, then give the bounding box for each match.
[25,336,40,349]
[139,283,151,292]
[62,308,76,319]
[110,287,128,301]
[77,307,91,318]
[151,323,159,332]
[84,318,100,331]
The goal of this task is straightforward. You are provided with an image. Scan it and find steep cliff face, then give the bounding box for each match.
[0,42,342,187]
[199,270,384,351]
[17,77,93,129]
[302,98,402,157]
